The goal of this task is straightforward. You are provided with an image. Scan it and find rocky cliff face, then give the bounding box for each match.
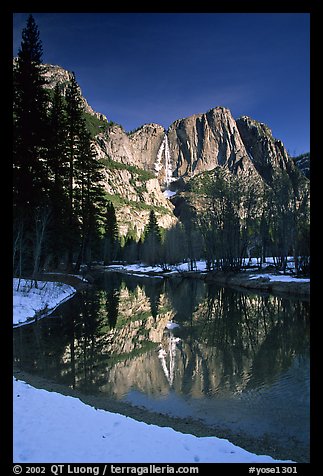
[235,115,295,185]
[42,63,108,122]
[101,163,176,237]
[167,107,254,180]
[92,126,176,237]
[40,62,309,235]
[129,123,165,172]
[291,153,310,179]
[39,63,176,236]
[105,106,302,190]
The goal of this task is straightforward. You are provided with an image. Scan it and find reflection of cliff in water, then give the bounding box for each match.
[13,274,309,402]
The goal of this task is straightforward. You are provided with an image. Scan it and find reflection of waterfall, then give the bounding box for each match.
[158,333,181,386]
[155,134,174,187]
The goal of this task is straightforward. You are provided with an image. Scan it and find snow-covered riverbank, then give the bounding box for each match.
[104,259,310,297]
[13,277,295,463]
[13,278,76,326]
[13,377,293,464]
[105,258,310,281]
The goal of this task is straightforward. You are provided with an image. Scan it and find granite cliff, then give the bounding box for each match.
[41,63,309,236]
[94,104,304,192]
[40,63,176,237]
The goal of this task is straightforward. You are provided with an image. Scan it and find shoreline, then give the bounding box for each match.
[203,270,310,298]
[12,368,304,462]
[20,258,310,299]
[101,265,310,298]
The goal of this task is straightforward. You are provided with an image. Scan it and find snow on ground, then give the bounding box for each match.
[13,278,76,326]
[13,378,294,464]
[12,276,298,463]
[106,260,208,275]
[105,259,310,283]
[163,189,177,198]
[249,274,310,283]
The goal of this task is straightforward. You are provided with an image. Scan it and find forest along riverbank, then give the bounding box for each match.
[32,254,310,299]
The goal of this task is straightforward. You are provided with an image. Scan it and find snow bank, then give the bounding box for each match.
[106,260,208,275]
[163,189,177,198]
[13,278,76,326]
[13,378,293,464]
[249,274,310,283]
[106,260,310,284]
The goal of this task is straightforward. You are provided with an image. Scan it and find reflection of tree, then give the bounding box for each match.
[247,300,310,388]
[144,278,164,319]
[121,274,140,294]
[61,290,105,390]
[165,278,205,323]
[105,289,119,329]
[98,271,121,331]
[179,285,310,394]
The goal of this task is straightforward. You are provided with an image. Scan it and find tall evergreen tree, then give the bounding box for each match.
[142,210,162,265]
[144,210,161,242]
[13,14,49,210]
[103,201,119,265]
[47,84,69,267]
[13,14,52,276]
[47,84,68,188]
[75,125,106,270]
[64,72,85,269]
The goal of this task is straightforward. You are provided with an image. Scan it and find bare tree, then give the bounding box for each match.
[13,215,27,291]
[31,206,51,287]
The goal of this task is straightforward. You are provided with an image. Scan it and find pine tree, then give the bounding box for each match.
[144,210,161,242]
[13,14,51,276]
[47,84,68,188]
[13,14,50,210]
[103,202,119,265]
[47,84,69,267]
[74,125,106,270]
[142,210,162,265]
[64,72,85,269]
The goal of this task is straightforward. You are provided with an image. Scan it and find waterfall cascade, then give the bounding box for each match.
[155,133,175,187]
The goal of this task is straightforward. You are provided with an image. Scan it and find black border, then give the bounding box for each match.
[4,2,319,473]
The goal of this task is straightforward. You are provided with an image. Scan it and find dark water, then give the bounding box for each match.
[13,272,310,462]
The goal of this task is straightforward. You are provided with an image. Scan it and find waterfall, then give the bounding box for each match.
[155,136,165,174]
[164,134,174,187]
[155,133,174,187]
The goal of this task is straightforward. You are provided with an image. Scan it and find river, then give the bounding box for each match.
[13,272,310,462]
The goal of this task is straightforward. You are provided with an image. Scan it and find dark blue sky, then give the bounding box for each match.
[13,12,310,156]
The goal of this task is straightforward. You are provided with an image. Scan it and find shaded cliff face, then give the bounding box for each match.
[236,115,296,185]
[292,153,310,179]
